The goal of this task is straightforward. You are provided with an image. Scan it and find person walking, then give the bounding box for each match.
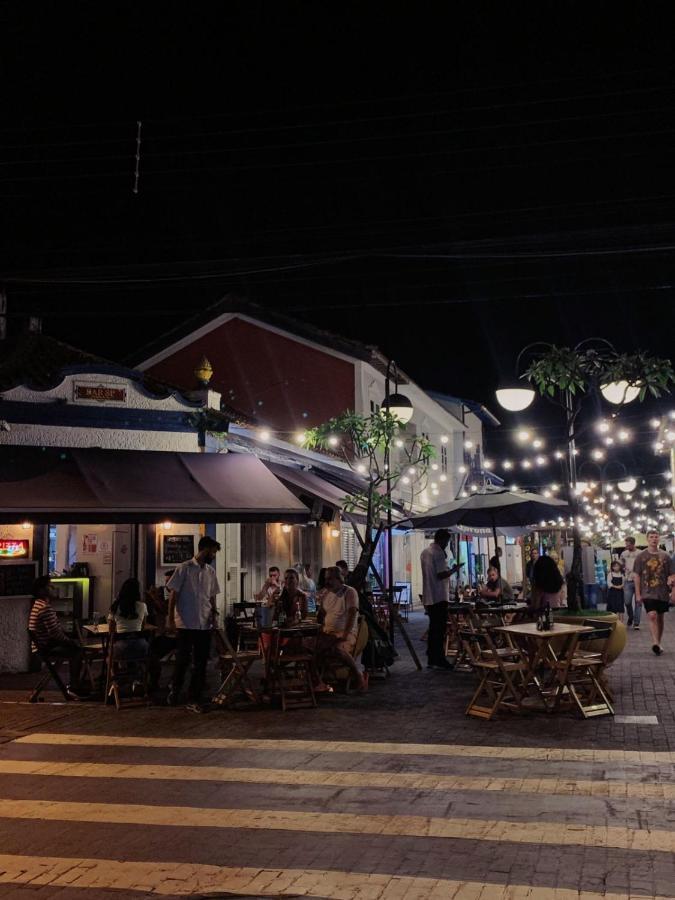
[420,529,456,671]
[634,529,672,656]
[167,535,221,712]
[620,536,640,629]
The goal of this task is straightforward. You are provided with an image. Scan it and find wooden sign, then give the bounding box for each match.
[73,383,127,403]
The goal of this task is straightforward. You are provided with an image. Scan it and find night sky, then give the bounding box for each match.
[2,3,675,483]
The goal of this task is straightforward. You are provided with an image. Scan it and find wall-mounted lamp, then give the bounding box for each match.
[21,521,32,530]
[161,521,173,530]
[330,527,340,538]
[281,524,292,534]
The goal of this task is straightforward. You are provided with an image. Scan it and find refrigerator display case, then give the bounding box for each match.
[50,577,94,635]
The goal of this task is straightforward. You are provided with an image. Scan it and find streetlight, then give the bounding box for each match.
[382,360,413,642]
[495,338,647,609]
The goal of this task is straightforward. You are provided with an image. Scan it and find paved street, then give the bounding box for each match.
[1,613,675,898]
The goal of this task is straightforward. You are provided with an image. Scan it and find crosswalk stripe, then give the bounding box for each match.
[0,757,671,800]
[0,797,673,852]
[0,852,660,899]
[15,731,675,764]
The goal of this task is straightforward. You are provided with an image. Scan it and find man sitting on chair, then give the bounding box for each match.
[28,575,85,695]
[315,566,368,693]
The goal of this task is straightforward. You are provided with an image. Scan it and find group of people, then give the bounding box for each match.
[254,560,367,692]
[28,538,367,709]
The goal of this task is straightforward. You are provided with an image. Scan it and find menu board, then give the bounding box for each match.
[0,563,37,598]
[161,534,195,565]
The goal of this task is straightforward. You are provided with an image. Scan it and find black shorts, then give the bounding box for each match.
[643,599,670,615]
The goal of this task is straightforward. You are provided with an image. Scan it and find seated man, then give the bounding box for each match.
[28,575,86,695]
[315,566,367,693]
[479,566,514,603]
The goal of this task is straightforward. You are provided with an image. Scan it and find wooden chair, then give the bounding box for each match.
[104,620,150,711]
[75,621,106,692]
[460,628,529,720]
[321,616,369,693]
[28,631,74,702]
[267,628,317,712]
[552,623,614,718]
[212,628,261,708]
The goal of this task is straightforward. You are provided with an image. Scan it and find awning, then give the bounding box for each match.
[264,462,349,514]
[0,447,309,524]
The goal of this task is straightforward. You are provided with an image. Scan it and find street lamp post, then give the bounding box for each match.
[496,338,646,610]
[382,360,413,643]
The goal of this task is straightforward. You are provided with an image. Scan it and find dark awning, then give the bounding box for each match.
[264,462,348,509]
[0,447,309,524]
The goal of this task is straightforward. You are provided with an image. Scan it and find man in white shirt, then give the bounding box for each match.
[167,535,221,712]
[420,529,455,670]
[620,536,641,629]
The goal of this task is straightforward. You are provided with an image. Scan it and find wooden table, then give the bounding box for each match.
[495,622,594,712]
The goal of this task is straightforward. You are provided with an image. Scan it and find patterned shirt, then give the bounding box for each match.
[28,598,66,649]
[634,550,671,602]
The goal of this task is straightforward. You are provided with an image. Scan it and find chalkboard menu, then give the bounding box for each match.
[0,562,37,598]
[161,534,195,565]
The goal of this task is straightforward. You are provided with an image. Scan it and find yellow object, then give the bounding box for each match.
[194,356,214,386]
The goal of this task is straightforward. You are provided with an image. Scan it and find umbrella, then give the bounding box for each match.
[401,489,569,563]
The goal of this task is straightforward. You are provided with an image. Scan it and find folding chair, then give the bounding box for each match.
[212,628,261,708]
[28,631,73,702]
[460,628,529,719]
[552,623,614,718]
[104,621,150,711]
[267,628,317,712]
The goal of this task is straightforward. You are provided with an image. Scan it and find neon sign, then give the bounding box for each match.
[0,540,29,559]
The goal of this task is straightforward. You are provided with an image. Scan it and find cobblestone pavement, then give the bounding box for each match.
[0,612,674,898]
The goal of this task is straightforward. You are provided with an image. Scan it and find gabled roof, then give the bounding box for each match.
[425,389,500,428]
[128,292,409,382]
[0,331,252,425]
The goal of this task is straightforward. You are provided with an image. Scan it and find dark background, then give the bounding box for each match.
[2,2,675,480]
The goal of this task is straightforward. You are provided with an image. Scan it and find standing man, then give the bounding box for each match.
[167,535,221,712]
[620,536,640,629]
[420,529,455,671]
[634,529,671,656]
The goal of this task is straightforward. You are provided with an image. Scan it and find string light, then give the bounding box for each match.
[440,435,449,444]
[503,460,513,470]
[516,429,531,443]
[458,464,467,474]
[439,473,447,482]
[532,438,544,449]
[294,431,306,445]
[591,449,605,461]
[328,435,339,447]
[483,458,494,469]
[464,439,474,450]
[259,429,272,442]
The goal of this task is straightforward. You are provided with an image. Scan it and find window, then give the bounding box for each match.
[370,400,381,414]
[441,446,448,473]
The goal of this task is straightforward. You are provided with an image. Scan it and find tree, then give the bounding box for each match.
[304,410,434,591]
[523,344,674,611]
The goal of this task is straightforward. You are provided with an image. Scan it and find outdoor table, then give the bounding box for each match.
[260,620,321,678]
[495,622,595,713]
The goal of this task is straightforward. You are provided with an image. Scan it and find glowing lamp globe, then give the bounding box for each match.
[617,478,637,493]
[495,386,536,412]
[382,392,413,424]
[600,381,640,405]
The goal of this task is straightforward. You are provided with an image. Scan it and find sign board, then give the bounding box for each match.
[0,562,37,597]
[161,534,195,566]
[0,539,29,559]
[73,382,127,403]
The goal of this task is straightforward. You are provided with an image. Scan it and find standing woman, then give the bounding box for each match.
[606,561,625,622]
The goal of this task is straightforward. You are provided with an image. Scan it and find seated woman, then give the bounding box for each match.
[530,555,565,611]
[111,578,149,661]
[479,566,514,603]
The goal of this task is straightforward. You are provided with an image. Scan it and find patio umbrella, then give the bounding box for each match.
[401,489,569,562]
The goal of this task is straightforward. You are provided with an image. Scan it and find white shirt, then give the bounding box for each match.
[320,585,358,636]
[420,542,450,606]
[114,600,147,633]
[620,548,639,582]
[167,557,220,630]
